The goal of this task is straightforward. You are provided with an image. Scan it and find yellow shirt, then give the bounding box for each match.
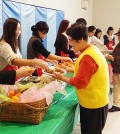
[74,45,109,108]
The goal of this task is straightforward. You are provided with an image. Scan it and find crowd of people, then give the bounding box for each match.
[0,16,120,134]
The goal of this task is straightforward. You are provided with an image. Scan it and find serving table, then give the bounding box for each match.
[0,82,79,134]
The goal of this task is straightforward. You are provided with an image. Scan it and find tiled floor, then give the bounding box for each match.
[103,94,120,134]
[72,94,120,134]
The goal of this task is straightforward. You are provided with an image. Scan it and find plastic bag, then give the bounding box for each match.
[20,81,67,105]
[0,84,18,95]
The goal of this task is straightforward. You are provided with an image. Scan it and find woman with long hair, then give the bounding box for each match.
[54,19,75,59]
[94,28,102,39]
[0,18,49,79]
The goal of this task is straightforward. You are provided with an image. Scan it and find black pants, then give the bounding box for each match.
[80,104,108,134]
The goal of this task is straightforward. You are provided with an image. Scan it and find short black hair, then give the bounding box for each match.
[94,28,102,37]
[107,26,114,34]
[31,21,49,36]
[67,23,88,41]
[88,26,96,32]
[76,18,87,26]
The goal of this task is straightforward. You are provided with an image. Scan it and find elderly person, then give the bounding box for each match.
[52,23,109,134]
[106,28,120,112]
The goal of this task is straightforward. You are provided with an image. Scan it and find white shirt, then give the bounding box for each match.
[88,36,108,51]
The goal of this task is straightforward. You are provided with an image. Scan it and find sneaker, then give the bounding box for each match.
[109,106,120,112]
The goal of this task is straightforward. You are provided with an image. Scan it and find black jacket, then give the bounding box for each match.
[111,42,120,73]
[54,34,75,58]
[0,70,16,85]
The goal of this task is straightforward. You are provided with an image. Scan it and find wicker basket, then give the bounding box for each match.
[0,98,49,124]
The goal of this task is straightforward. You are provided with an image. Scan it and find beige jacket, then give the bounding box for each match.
[0,41,21,70]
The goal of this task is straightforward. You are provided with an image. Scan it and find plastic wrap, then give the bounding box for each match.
[20,81,67,105]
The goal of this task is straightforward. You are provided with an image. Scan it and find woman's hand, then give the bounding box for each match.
[51,72,70,84]
[34,59,50,72]
[16,66,35,78]
[57,64,74,73]
[61,57,72,62]
[50,60,59,66]
[44,58,58,66]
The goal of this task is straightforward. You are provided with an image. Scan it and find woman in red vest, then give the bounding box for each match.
[103,26,115,50]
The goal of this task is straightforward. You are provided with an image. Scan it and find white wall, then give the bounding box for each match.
[11,0,93,25]
[93,0,120,43]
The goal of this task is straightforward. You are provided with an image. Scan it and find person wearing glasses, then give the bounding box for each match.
[51,23,109,134]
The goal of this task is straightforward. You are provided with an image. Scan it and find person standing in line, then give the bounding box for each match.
[51,23,109,134]
[103,26,115,50]
[54,19,75,59]
[106,28,120,112]
[0,18,49,78]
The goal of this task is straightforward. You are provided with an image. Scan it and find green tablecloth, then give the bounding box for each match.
[0,84,79,134]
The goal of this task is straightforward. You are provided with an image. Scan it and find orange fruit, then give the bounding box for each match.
[15,92,21,97]
[12,96,19,102]
[8,90,15,98]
